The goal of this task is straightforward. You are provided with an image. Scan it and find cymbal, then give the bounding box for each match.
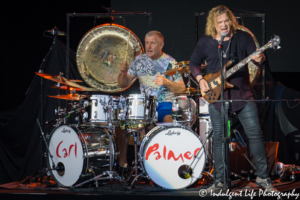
[175,87,200,95]
[174,61,189,67]
[163,61,190,76]
[36,72,100,91]
[48,94,87,101]
[49,85,84,91]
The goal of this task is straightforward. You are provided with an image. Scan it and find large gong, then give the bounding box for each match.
[76,24,144,93]
[237,26,261,85]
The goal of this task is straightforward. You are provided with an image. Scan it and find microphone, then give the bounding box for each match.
[219,32,227,45]
[45,26,66,36]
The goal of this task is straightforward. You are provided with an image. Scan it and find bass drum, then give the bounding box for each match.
[139,126,206,189]
[46,125,116,187]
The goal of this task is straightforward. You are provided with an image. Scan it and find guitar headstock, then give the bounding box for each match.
[266,35,281,50]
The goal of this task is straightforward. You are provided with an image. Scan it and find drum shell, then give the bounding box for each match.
[89,95,120,123]
[46,125,116,187]
[124,94,157,120]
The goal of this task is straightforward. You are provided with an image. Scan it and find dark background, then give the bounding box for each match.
[1,0,300,112]
[0,0,299,184]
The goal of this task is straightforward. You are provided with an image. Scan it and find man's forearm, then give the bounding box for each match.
[118,73,130,88]
[167,80,186,93]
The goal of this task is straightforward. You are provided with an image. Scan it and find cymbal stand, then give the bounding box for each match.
[74,96,124,188]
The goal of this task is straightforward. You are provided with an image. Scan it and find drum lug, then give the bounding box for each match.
[94,99,98,107]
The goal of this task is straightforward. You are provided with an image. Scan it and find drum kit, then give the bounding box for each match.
[36,62,215,190]
[35,24,215,190]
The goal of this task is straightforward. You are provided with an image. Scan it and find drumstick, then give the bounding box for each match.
[124,32,131,62]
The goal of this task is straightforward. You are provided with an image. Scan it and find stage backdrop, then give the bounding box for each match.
[111,0,300,73]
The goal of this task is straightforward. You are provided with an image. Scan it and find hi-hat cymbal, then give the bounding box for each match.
[49,85,84,91]
[48,94,87,101]
[175,87,200,95]
[36,72,100,91]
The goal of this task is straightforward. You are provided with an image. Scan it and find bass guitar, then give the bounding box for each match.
[201,35,280,104]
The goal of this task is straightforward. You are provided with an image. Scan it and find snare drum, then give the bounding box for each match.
[124,94,157,122]
[46,125,116,187]
[139,126,205,189]
[89,95,120,126]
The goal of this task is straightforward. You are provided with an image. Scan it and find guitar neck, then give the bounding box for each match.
[225,45,267,79]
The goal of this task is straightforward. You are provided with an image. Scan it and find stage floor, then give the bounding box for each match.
[1,177,300,200]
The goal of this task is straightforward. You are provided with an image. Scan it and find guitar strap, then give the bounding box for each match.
[230,32,238,65]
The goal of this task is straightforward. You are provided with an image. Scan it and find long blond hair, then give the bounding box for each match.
[205,5,239,38]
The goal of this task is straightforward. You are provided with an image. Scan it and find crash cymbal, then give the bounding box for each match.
[174,61,189,67]
[36,72,100,91]
[163,62,190,75]
[49,85,84,91]
[175,87,200,95]
[48,94,87,101]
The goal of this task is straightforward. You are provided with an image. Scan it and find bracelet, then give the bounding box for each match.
[121,71,127,74]
[199,78,204,83]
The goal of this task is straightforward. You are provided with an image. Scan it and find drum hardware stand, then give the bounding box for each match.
[182,128,214,179]
[74,97,125,188]
[36,119,60,174]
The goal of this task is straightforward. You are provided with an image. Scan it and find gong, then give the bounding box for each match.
[237,26,261,85]
[76,24,144,93]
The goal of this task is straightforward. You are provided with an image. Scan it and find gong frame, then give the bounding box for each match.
[65,12,152,81]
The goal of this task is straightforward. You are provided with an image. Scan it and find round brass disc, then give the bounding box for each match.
[76,24,144,93]
[237,26,261,85]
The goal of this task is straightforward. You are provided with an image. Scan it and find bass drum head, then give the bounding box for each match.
[46,125,116,187]
[47,125,85,187]
[141,127,205,189]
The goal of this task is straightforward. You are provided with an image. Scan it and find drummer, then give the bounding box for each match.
[118,31,186,122]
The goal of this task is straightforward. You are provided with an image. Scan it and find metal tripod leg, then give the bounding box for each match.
[75,128,124,188]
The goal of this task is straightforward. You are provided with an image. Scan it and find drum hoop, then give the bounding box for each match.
[139,126,205,189]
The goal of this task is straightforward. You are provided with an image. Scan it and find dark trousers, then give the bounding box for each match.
[209,101,269,182]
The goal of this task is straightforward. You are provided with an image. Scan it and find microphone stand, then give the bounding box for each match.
[218,35,231,191]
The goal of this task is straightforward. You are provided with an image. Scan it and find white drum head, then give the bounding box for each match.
[48,125,84,187]
[142,127,205,189]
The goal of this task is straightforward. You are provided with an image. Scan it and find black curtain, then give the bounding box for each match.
[0,38,84,184]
